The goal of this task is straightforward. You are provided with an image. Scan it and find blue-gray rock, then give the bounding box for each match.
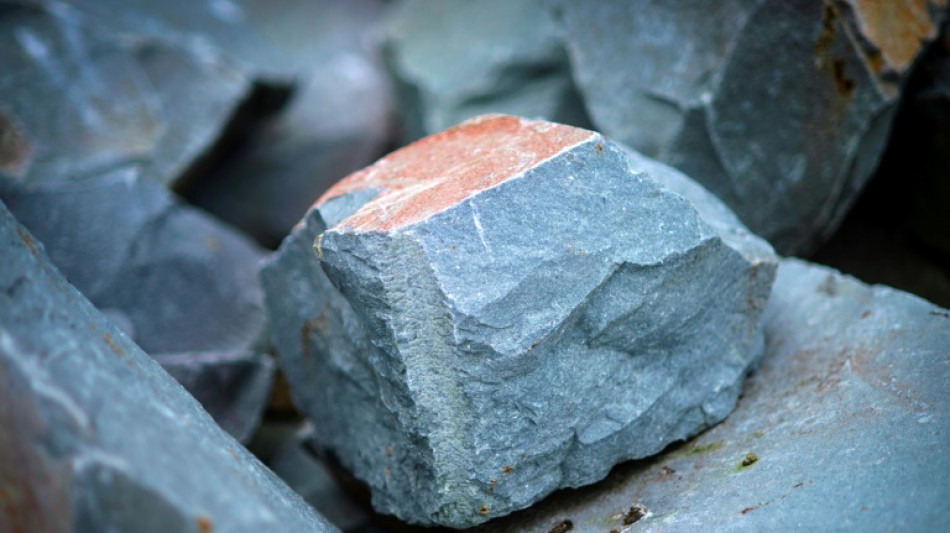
[383,0,591,143]
[263,115,776,526]
[0,0,259,187]
[153,351,275,443]
[552,0,945,254]
[269,423,378,532]
[185,0,393,247]
[0,200,338,532]
[468,258,950,532]
[0,167,267,354]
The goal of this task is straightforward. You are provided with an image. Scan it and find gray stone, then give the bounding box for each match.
[552,0,945,254]
[383,0,591,143]
[0,200,338,532]
[263,115,776,526]
[185,0,394,247]
[153,351,275,443]
[0,0,260,187]
[468,258,950,532]
[269,423,377,532]
[0,167,267,354]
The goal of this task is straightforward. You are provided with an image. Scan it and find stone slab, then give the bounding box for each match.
[0,199,338,533]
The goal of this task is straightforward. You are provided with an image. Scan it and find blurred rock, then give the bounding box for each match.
[468,258,950,532]
[383,0,591,143]
[184,0,394,248]
[153,351,275,443]
[0,167,267,354]
[552,0,945,254]
[0,0,269,188]
[270,424,377,532]
[0,200,338,533]
[264,115,776,526]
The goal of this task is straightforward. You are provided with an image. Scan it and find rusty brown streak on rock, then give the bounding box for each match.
[847,0,944,73]
[317,114,595,233]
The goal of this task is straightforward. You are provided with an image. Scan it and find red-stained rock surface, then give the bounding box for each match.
[316,114,595,232]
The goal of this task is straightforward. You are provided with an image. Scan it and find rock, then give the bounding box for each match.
[153,351,275,443]
[0,0,266,187]
[183,0,394,247]
[0,167,267,354]
[0,200,338,533]
[269,423,378,532]
[469,258,950,532]
[383,0,591,143]
[263,114,776,526]
[552,0,945,254]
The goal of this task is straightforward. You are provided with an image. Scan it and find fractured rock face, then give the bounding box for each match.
[552,0,946,254]
[470,258,950,532]
[383,0,591,143]
[263,114,776,526]
[0,201,338,533]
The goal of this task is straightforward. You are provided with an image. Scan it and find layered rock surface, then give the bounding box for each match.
[263,115,776,526]
[552,0,945,254]
[470,258,950,532]
[0,200,337,532]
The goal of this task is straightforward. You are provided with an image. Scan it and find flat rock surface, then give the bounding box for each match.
[0,200,337,533]
[0,167,267,354]
[384,0,590,142]
[266,115,776,526]
[552,0,945,254]
[464,258,950,532]
[154,351,275,443]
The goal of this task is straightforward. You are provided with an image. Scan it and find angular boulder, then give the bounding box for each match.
[470,258,950,532]
[552,0,945,254]
[383,0,591,142]
[263,115,776,526]
[0,200,337,532]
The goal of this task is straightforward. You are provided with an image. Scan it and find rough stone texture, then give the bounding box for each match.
[184,0,393,247]
[0,0,261,187]
[552,0,946,254]
[0,167,267,354]
[467,258,950,532]
[383,0,591,143]
[153,351,275,443]
[263,115,776,526]
[0,200,338,533]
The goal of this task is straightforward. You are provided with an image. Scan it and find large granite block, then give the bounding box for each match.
[469,258,950,532]
[0,200,338,532]
[552,0,945,254]
[263,115,776,526]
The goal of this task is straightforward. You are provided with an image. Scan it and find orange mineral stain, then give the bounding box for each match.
[317,115,595,233]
